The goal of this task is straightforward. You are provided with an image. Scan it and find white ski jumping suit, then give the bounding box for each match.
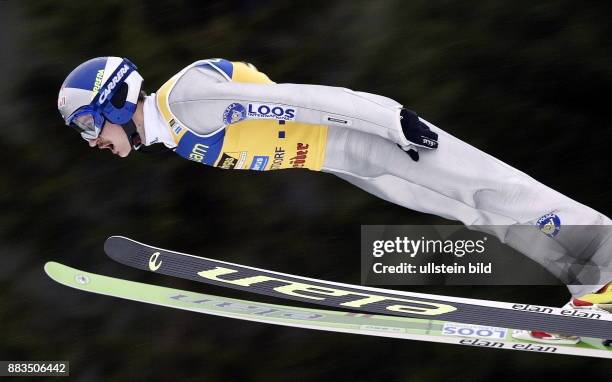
[141,59,611,295]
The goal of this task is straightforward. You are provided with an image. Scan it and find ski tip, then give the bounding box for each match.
[44,261,59,275]
[106,235,130,242]
[44,261,67,284]
[44,262,94,289]
[104,235,131,256]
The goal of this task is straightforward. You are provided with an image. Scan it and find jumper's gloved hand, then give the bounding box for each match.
[398,108,438,161]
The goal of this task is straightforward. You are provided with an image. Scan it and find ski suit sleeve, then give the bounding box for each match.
[212,81,407,145]
[167,60,409,146]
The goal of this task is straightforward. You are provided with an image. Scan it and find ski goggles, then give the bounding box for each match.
[67,106,106,141]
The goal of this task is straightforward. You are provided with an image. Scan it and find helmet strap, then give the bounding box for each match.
[120,119,142,150]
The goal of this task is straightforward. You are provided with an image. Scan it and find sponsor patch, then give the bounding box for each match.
[289,143,309,168]
[92,69,105,94]
[269,147,286,170]
[174,129,225,166]
[223,103,247,125]
[188,143,210,163]
[235,151,248,169]
[169,118,183,135]
[536,213,561,237]
[249,156,269,171]
[216,151,248,170]
[247,103,296,121]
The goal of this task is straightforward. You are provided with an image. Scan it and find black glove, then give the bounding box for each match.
[398,108,438,161]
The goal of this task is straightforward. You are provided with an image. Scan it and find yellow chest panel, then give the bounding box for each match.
[156,59,328,171]
[217,120,328,170]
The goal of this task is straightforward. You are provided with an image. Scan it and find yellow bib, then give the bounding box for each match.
[156,60,328,171]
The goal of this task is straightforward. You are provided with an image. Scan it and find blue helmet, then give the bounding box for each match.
[58,57,144,146]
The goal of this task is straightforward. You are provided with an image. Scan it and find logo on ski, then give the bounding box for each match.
[46,261,612,360]
[442,323,507,339]
[103,236,612,340]
[195,266,457,316]
[149,252,162,271]
[457,338,559,354]
[512,303,601,320]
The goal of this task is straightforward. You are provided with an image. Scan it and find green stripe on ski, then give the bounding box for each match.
[44,262,611,359]
[44,262,444,332]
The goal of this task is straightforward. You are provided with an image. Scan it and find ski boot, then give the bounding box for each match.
[572,283,612,346]
[512,330,580,345]
[513,283,611,346]
[570,283,612,312]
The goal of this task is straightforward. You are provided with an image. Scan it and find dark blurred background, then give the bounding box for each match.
[1,0,611,380]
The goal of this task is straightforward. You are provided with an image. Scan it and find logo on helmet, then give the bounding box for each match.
[222,103,246,125]
[98,63,130,104]
[92,69,105,95]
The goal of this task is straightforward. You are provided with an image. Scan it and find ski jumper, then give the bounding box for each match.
[141,59,611,296]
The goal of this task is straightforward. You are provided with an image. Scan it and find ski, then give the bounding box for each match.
[104,236,612,339]
[44,262,612,359]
